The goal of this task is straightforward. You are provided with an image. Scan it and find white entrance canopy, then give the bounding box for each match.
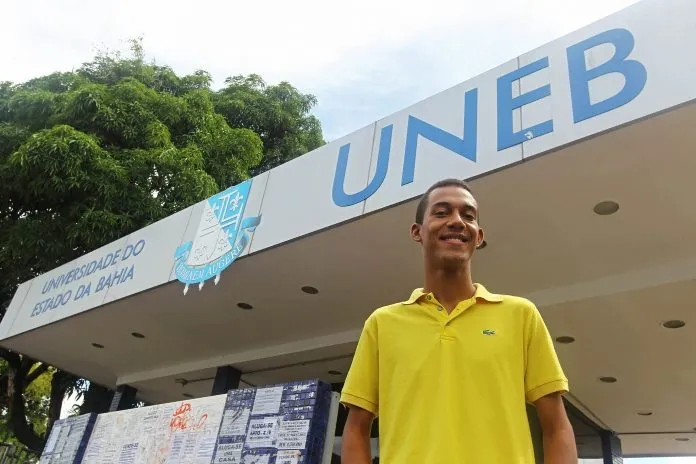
[3,0,696,456]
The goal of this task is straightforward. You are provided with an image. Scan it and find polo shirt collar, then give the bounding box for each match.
[403,283,503,305]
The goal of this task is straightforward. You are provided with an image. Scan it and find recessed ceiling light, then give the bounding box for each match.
[237,302,253,310]
[91,343,104,349]
[182,393,193,399]
[328,370,342,376]
[599,376,617,383]
[661,319,686,329]
[676,438,690,442]
[477,240,487,250]
[637,410,653,416]
[301,286,319,295]
[593,200,620,216]
[555,336,575,344]
[131,332,145,339]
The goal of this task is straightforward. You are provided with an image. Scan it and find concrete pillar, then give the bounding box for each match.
[109,385,137,412]
[211,365,241,395]
[600,430,623,464]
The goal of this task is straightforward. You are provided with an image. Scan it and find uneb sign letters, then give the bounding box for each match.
[332,28,648,207]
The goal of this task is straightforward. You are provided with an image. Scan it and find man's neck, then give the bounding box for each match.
[423,266,476,314]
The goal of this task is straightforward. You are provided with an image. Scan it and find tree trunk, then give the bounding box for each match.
[44,371,69,445]
[7,358,43,452]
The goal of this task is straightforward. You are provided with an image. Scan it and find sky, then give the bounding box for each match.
[9,0,694,461]
[4,0,647,142]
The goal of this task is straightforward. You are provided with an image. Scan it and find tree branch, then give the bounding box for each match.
[0,347,20,367]
[7,358,43,451]
[26,362,50,386]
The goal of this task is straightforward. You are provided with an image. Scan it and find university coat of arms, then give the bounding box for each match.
[173,179,261,294]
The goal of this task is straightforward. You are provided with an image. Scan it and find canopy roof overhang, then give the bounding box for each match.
[4,103,696,456]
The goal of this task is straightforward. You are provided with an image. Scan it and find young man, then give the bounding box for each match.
[340,178,576,463]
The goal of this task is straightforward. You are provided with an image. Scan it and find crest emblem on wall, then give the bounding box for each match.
[173,179,261,295]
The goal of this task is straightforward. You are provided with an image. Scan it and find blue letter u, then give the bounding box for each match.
[332,125,393,207]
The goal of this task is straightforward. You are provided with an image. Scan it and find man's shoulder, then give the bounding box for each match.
[361,299,414,328]
[495,293,537,309]
[483,288,540,318]
[368,300,410,318]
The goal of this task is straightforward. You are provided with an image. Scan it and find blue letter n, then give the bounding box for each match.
[402,88,478,186]
[567,28,647,123]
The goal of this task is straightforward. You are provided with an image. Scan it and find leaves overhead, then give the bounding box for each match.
[0,38,325,448]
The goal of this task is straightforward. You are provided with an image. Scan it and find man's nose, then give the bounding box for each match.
[446,214,466,229]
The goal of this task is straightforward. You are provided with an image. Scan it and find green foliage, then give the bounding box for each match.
[0,360,52,442]
[215,74,324,176]
[0,39,324,448]
[24,366,52,436]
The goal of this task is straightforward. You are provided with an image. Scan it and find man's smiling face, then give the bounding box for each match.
[411,185,483,271]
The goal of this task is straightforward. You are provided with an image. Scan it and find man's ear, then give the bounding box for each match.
[475,227,485,249]
[410,223,423,244]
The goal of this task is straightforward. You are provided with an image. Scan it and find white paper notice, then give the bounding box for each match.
[220,408,251,436]
[43,424,61,454]
[251,387,283,415]
[277,420,310,450]
[242,454,270,464]
[245,417,279,448]
[213,442,243,463]
[197,436,218,458]
[276,450,301,464]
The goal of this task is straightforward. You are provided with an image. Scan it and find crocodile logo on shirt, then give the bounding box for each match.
[482,329,496,336]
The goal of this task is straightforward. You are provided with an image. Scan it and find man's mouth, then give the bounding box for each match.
[439,233,470,244]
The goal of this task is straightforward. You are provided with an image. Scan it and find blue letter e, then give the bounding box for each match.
[567,28,647,123]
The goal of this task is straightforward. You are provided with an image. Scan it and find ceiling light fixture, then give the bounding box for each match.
[676,438,690,442]
[131,332,145,339]
[91,343,104,349]
[637,410,653,416]
[593,200,620,216]
[182,393,194,399]
[301,286,319,295]
[599,376,617,383]
[661,319,686,329]
[237,302,253,310]
[555,336,575,344]
[328,370,342,376]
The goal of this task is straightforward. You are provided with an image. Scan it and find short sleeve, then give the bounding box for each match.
[340,314,379,416]
[523,301,569,403]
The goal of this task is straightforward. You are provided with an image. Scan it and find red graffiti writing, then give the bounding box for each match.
[169,402,208,431]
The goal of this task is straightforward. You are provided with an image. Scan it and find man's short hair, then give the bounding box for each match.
[415,178,473,224]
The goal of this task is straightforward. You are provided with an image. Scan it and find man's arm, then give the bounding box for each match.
[340,314,379,463]
[535,392,577,464]
[341,405,374,464]
[523,300,576,463]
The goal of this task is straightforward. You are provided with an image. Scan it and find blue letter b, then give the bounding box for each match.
[567,28,647,123]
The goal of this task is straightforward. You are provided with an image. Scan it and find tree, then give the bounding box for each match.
[214,74,325,176]
[0,39,324,450]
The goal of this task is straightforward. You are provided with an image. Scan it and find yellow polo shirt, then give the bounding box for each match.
[340,284,568,464]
